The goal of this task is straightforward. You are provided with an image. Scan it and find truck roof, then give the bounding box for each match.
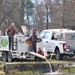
[43,29,75,33]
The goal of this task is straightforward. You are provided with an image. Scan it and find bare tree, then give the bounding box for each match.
[34,0,46,31]
[20,0,25,25]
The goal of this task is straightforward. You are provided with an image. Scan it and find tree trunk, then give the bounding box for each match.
[20,0,25,25]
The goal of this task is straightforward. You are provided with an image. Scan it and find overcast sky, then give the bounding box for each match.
[32,0,44,3]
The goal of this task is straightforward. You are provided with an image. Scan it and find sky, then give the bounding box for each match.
[32,0,44,3]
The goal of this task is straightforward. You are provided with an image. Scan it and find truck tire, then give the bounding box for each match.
[7,51,12,62]
[55,49,63,60]
[2,51,7,62]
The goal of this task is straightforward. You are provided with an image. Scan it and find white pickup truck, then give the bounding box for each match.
[37,29,75,60]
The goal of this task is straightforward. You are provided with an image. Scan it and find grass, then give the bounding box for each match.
[0,57,75,75]
[0,70,5,75]
[61,68,75,73]
[4,70,43,75]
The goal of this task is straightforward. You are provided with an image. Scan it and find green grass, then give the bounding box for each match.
[6,70,42,75]
[61,68,75,73]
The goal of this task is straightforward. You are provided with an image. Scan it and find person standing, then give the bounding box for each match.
[30,28,38,53]
[7,23,18,50]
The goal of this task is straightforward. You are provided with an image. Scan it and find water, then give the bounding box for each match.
[44,58,75,75]
[44,58,63,75]
[44,53,63,75]
[29,52,62,75]
[45,58,53,72]
[44,71,62,75]
[45,53,55,72]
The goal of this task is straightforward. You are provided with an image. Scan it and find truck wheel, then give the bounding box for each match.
[2,51,7,62]
[55,49,63,60]
[7,51,12,62]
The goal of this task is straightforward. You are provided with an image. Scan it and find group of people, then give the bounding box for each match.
[7,23,38,52]
[6,23,47,61]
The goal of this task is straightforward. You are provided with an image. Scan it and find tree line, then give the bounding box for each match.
[0,0,75,33]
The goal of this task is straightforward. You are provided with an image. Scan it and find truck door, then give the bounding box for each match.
[38,31,46,50]
[43,31,52,52]
[43,32,55,52]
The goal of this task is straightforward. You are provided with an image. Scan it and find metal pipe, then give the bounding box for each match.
[28,52,46,59]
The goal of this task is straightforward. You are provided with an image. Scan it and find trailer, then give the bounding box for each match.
[0,26,34,62]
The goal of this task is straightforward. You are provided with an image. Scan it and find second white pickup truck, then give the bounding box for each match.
[37,29,75,60]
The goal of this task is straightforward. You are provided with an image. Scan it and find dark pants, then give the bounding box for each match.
[32,42,37,61]
[32,42,36,53]
[9,35,14,50]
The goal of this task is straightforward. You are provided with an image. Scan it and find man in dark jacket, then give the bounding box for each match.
[7,23,18,50]
[31,28,37,53]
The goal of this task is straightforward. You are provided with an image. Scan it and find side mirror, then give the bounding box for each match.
[37,38,42,42]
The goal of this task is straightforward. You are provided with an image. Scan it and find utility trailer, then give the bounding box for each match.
[0,26,48,62]
[0,26,34,62]
[1,34,34,62]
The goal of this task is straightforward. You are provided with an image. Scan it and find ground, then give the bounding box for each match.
[0,56,75,75]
